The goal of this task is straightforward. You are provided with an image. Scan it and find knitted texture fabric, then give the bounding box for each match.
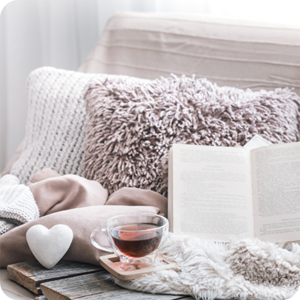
[8,68,102,183]
[0,221,16,235]
[115,234,300,300]
[0,175,39,235]
[10,67,145,184]
[83,75,300,196]
[10,67,100,183]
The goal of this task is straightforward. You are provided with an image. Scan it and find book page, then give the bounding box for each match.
[251,142,300,242]
[243,134,272,150]
[168,147,174,230]
[171,144,253,242]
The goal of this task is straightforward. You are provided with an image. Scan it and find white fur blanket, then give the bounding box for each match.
[114,234,300,300]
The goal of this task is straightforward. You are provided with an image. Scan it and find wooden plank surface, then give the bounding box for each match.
[78,290,193,300]
[8,260,102,295]
[8,260,196,300]
[40,271,120,300]
[40,271,190,300]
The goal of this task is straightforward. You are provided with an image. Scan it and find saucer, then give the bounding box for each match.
[99,254,178,280]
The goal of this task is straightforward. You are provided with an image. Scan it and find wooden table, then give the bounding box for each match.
[7,261,194,300]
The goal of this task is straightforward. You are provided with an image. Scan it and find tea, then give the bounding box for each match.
[111,223,162,257]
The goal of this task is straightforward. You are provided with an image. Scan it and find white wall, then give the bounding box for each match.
[1,0,300,171]
[0,7,7,172]
[0,0,101,170]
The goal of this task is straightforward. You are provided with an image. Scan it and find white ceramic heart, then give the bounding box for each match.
[26,224,73,269]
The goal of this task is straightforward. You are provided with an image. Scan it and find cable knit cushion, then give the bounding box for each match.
[10,67,102,183]
[84,75,300,196]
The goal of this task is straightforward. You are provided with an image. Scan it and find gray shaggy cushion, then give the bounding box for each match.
[83,75,300,196]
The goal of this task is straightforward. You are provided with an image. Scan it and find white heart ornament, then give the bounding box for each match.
[26,224,73,269]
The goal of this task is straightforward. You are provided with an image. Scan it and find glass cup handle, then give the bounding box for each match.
[90,228,113,253]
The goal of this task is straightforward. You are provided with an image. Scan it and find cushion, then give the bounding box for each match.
[10,67,98,183]
[10,67,144,184]
[83,75,300,197]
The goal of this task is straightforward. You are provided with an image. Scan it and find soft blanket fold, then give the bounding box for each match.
[0,205,160,267]
[0,168,167,267]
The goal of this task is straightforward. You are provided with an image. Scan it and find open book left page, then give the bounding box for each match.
[169,144,254,242]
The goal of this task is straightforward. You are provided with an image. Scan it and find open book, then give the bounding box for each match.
[168,137,300,243]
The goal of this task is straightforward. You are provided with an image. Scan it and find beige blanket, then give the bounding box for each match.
[0,168,167,268]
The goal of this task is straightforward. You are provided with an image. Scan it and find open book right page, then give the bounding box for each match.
[251,142,300,242]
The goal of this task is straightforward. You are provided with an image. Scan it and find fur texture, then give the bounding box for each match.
[114,234,300,300]
[84,75,300,196]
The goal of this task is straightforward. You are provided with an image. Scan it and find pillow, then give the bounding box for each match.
[10,67,144,183]
[83,75,300,197]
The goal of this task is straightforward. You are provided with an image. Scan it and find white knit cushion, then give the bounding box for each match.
[10,67,145,183]
[10,67,96,183]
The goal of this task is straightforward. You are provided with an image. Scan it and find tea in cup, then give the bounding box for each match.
[90,213,169,264]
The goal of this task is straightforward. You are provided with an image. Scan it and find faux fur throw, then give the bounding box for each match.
[115,234,300,300]
[84,75,300,196]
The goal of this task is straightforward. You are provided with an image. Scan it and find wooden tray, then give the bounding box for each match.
[99,254,178,280]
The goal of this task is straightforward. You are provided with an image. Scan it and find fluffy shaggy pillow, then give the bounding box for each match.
[11,67,144,183]
[84,75,300,196]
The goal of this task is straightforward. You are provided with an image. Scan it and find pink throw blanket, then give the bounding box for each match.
[0,168,167,268]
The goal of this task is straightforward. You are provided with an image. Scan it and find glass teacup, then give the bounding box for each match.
[90,213,169,264]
